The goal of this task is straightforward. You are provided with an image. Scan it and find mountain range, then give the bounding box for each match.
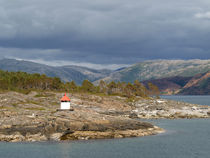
[0,59,112,84]
[98,60,210,83]
[0,58,209,94]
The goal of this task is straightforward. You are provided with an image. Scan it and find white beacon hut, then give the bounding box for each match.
[60,93,71,110]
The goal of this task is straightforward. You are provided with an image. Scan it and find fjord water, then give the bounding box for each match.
[161,95,210,106]
[0,96,210,158]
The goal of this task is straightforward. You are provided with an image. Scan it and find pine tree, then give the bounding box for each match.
[133,80,148,97]
[81,80,95,92]
[148,82,160,97]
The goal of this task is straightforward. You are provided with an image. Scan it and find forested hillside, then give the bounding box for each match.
[0,70,63,91]
[0,70,159,98]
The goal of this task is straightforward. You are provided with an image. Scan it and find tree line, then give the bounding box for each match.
[0,70,63,91]
[0,70,159,98]
[66,80,160,98]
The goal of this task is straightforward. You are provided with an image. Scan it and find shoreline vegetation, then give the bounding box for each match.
[0,69,160,98]
[0,70,209,142]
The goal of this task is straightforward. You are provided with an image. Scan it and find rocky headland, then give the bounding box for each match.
[0,91,209,142]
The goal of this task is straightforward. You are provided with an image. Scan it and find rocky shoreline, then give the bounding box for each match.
[0,91,209,142]
[129,98,210,119]
[0,123,163,142]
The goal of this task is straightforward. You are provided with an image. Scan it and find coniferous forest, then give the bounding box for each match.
[0,70,159,98]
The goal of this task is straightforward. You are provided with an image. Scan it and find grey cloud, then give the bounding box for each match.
[195,12,210,19]
[0,0,210,65]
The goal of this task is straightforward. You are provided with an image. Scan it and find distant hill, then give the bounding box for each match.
[143,71,210,95]
[0,59,112,84]
[97,60,210,83]
[0,59,209,94]
[179,71,210,95]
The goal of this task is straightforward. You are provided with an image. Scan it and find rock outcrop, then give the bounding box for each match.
[0,91,164,142]
[0,91,208,142]
[131,99,210,119]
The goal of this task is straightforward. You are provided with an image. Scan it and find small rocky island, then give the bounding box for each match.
[0,91,209,142]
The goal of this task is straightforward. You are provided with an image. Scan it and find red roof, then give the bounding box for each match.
[60,93,71,102]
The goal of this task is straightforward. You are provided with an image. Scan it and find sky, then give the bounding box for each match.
[0,0,210,69]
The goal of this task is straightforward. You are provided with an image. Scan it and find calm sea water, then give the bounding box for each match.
[0,96,210,158]
[161,95,210,106]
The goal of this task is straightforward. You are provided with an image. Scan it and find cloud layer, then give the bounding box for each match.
[0,0,210,66]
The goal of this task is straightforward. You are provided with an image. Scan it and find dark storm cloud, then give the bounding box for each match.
[0,0,210,65]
